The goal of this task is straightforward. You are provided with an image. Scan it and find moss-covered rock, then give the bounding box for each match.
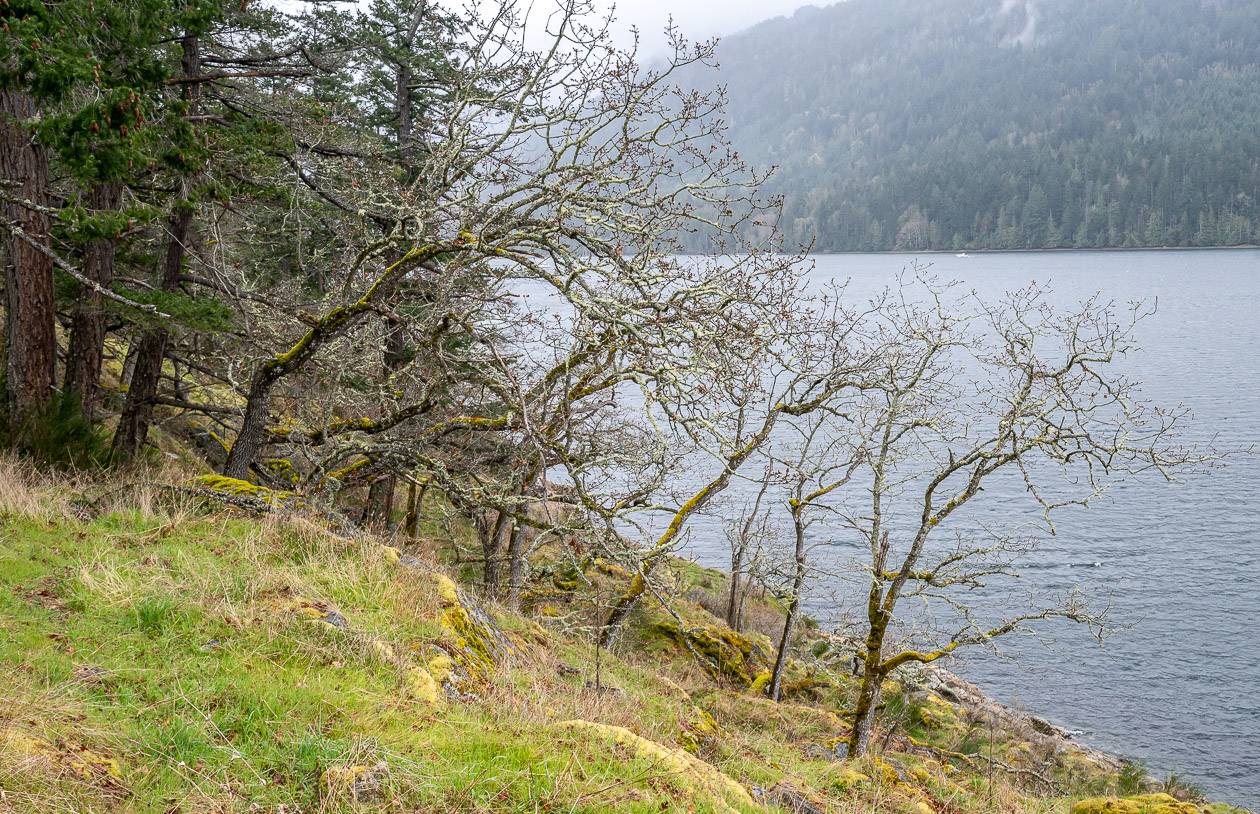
[1073,793,1205,814]
[321,760,389,803]
[556,719,753,814]
[649,618,766,684]
[678,705,721,755]
[2,730,124,788]
[910,691,966,736]
[433,573,513,687]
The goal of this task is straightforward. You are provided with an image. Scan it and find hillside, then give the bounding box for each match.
[698,0,1260,250]
[0,457,1248,813]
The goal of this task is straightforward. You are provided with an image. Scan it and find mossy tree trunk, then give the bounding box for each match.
[848,575,891,757]
[221,243,449,479]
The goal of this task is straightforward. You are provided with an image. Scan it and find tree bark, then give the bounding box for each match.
[725,551,744,631]
[363,472,396,530]
[360,321,409,528]
[111,200,193,457]
[479,509,509,595]
[769,506,808,700]
[505,521,526,607]
[848,664,884,757]
[65,181,123,419]
[219,363,277,477]
[848,603,891,757]
[0,88,56,423]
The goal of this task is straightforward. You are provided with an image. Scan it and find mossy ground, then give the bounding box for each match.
[0,458,1243,813]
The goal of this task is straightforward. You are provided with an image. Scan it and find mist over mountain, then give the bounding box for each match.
[701,0,1260,250]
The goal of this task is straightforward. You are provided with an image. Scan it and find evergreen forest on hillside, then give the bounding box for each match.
[693,0,1260,251]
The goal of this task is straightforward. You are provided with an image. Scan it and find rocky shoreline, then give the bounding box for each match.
[918,666,1125,773]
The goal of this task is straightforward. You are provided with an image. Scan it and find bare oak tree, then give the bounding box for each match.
[772,278,1199,756]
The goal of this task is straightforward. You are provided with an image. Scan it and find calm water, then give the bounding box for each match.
[679,250,1260,807]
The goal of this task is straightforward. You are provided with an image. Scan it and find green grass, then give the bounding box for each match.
[0,468,1211,814]
[0,502,770,813]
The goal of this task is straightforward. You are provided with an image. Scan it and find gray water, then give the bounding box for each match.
[681,250,1260,807]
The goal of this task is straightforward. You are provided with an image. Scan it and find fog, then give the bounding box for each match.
[596,0,809,54]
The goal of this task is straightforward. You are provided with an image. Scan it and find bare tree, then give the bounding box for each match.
[207,0,831,607]
[766,412,868,701]
[723,466,774,632]
[776,278,1202,757]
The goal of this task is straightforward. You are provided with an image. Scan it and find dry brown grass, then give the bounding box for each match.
[0,452,202,525]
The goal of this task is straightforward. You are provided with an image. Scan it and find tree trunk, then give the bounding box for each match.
[220,364,276,478]
[848,662,885,757]
[0,88,56,423]
[404,481,426,540]
[725,550,743,630]
[505,521,527,607]
[598,567,652,648]
[360,321,409,527]
[848,608,890,757]
[769,509,808,700]
[768,594,799,701]
[111,33,199,459]
[363,473,396,530]
[111,201,193,457]
[65,181,123,419]
[480,510,508,595]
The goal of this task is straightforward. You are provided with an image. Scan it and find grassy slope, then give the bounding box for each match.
[0,459,1238,814]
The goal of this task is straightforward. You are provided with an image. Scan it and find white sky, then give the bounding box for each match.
[593,1,815,55]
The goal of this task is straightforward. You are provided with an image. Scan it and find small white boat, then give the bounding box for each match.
[955,252,969,258]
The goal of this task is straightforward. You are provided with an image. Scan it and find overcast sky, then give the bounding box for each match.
[565,1,815,57]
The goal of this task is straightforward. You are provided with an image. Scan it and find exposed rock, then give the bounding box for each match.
[922,667,1123,772]
[678,706,720,755]
[763,781,827,814]
[1073,793,1204,814]
[322,760,389,803]
[3,730,126,793]
[432,573,513,694]
[649,618,766,684]
[71,664,112,686]
[287,596,349,630]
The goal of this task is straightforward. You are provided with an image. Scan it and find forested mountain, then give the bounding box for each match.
[698,0,1260,251]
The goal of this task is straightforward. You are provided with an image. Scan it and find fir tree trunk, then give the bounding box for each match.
[65,181,123,419]
[1,88,56,423]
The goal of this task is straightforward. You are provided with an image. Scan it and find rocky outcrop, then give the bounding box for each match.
[922,667,1123,772]
[1072,793,1207,814]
